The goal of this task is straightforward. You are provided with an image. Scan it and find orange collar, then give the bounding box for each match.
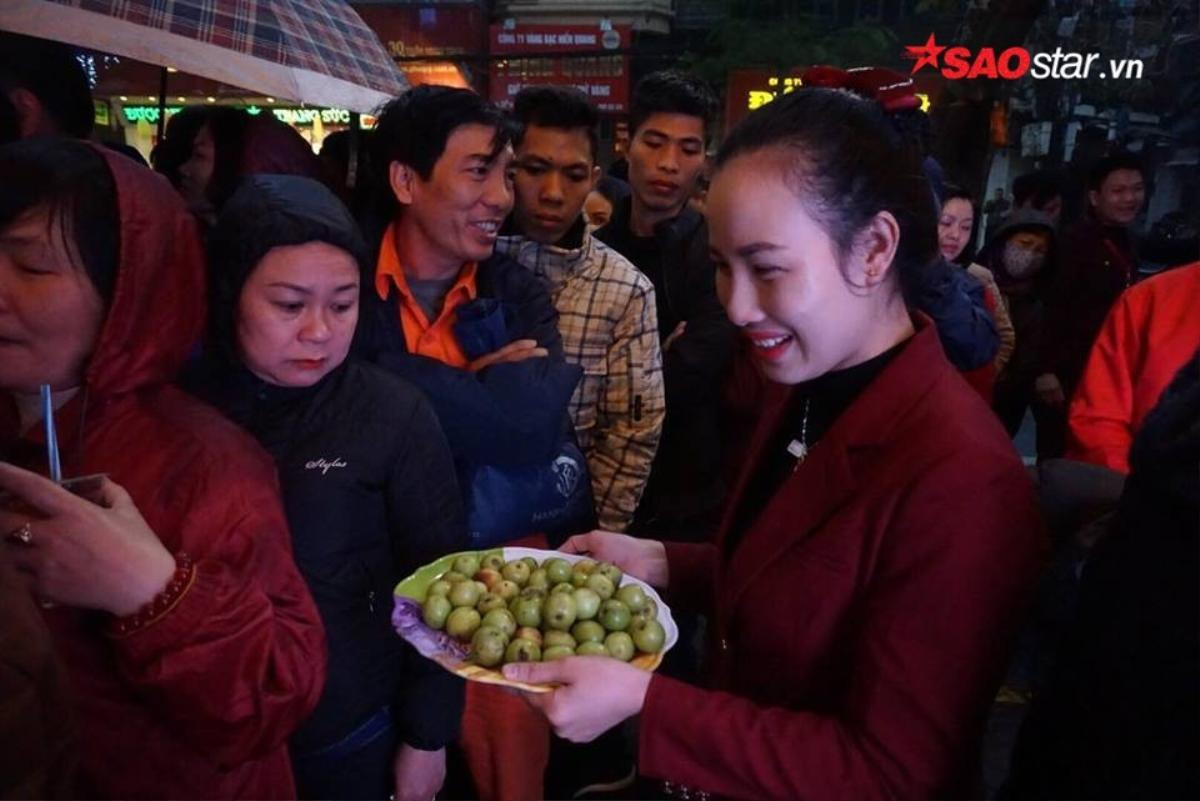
[375,222,478,316]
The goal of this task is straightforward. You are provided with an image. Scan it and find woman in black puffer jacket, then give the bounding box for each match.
[185,174,468,801]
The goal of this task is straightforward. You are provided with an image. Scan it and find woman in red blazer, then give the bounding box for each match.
[503,88,1045,800]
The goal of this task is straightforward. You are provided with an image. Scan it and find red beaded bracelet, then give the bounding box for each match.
[111,552,197,638]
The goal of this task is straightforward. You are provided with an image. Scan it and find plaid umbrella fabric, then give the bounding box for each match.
[3,0,408,113]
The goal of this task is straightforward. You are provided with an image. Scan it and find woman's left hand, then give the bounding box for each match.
[502,657,652,743]
[392,745,446,801]
[0,463,176,616]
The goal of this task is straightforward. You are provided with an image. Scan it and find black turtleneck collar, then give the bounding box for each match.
[789,340,908,447]
[725,338,909,554]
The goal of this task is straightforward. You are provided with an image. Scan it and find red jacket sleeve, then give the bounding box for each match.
[1066,293,1137,473]
[662,541,718,616]
[639,463,1044,800]
[108,465,326,769]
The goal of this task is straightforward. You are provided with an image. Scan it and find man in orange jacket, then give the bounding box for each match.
[1066,261,1200,473]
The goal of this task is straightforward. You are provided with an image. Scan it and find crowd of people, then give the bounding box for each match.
[2,31,1197,801]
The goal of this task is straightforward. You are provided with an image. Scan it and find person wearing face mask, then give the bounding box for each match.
[938,186,1016,374]
[501,88,1044,801]
[980,210,1060,450]
[0,138,325,799]
[185,175,469,801]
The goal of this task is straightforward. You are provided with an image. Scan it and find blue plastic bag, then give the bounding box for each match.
[462,440,596,549]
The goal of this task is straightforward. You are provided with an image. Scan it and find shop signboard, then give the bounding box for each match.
[489,23,631,113]
[120,105,358,127]
[725,68,938,132]
[352,3,484,59]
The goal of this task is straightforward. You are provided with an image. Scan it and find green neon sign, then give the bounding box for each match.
[120,105,353,126]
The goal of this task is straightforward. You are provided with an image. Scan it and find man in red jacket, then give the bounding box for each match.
[1066,261,1200,473]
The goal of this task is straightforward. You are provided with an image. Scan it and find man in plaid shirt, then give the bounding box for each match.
[497,86,665,531]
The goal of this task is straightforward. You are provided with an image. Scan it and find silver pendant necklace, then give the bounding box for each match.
[786,397,812,471]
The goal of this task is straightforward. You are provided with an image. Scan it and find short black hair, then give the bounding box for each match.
[941,184,975,208]
[153,105,213,188]
[0,138,118,301]
[629,70,719,141]
[0,32,94,139]
[1088,152,1144,191]
[371,86,511,189]
[940,184,978,265]
[594,174,630,206]
[1012,169,1063,208]
[512,85,599,161]
[716,87,938,296]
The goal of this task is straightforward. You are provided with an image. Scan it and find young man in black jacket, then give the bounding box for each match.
[595,71,736,543]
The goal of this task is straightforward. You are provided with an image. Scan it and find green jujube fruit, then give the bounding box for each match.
[452,554,481,578]
[422,595,452,629]
[596,562,623,587]
[615,584,648,614]
[527,568,550,590]
[585,573,615,600]
[448,580,481,608]
[630,618,665,653]
[543,630,577,650]
[544,558,572,585]
[572,587,602,620]
[445,607,481,640]
[542,592,578,631]
[482,608,517,639]
[476,593,506,614]
[598,599,631,631]
[512,596,543,628]
[505,638,541,663]
[471,626,508,667]
[542,645,575,661]
[576,641,608,656]
[501,560,531,586]
[571,620,606,644]
[604,631,635,661]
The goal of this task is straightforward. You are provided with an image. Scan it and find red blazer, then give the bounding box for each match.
[638,319,1045,800]
[1067,262,1200,474]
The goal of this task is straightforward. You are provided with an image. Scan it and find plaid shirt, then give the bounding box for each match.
[497,229,665,531]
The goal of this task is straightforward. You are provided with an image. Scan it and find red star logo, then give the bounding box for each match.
[906,33,946,75]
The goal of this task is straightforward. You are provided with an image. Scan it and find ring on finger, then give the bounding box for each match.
[6,522,33,545]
